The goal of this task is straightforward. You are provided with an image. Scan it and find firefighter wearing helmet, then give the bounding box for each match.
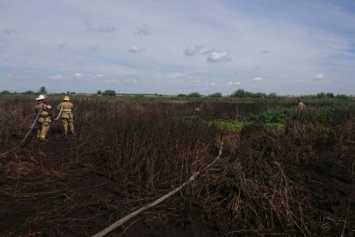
[34,94,52,141]
[57,95,75,135]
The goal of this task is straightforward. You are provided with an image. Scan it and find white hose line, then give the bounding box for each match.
[0,108,42,157]
[92,141,224,237]
[53,106,63,121]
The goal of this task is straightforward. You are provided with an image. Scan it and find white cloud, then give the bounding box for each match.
[253,77,263,81]
[129,46,146,53]
[1,0,355,95]
[205,50,231,63]
[224,81,241,86]
[73,73,83,79]
[313,74,325,80]
[48,75,65,81]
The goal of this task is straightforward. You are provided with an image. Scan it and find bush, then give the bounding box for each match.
[209,92,222,98]
[187,92,202,97]
[102,90,116,96]
[22,90,35,95]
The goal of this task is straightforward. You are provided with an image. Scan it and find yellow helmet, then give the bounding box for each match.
[63,96,70,101]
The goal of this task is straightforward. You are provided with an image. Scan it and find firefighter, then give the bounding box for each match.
[35,94,52,141]
[57,96,75,135]
[297,98,306,111]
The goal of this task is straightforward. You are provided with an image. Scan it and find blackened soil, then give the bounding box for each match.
[0,134,354,237]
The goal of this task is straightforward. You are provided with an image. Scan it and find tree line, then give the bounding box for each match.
[0,87,350,99]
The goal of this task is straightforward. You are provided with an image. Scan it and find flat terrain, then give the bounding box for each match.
[1,132,354,236]
[1,135,225,236]
[1,96,355,236]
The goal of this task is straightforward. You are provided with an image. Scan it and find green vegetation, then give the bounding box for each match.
[210,119,250,133]
[102,89,116,96]
[187,92,202,97]
[39,86,47,94]
[208,92,222,98]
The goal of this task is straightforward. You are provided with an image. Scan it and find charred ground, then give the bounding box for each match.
[0,96,354,236]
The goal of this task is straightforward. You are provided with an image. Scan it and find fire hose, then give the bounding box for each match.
[53,106,63,121]
[0,107,42,157]
[92,141,224,237]
[0,106,63,157]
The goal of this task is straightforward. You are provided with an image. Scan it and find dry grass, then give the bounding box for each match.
[0,96,354,236]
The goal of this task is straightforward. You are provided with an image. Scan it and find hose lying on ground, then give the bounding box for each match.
[0,108,42,157]
[91,141,224,237]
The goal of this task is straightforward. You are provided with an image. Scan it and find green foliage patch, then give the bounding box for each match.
[210,119,250,133]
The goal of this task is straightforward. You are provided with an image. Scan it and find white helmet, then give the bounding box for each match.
[36,94,46,101]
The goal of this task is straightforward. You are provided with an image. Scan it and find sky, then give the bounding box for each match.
[1,0,355,96]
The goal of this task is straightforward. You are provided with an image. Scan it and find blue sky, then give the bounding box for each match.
[1,0,355,96]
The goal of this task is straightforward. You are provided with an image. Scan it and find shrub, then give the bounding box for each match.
[102,90,116,96]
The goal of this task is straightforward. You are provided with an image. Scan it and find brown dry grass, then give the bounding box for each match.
[0,95,354,236]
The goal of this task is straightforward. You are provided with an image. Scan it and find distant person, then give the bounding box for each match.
[57,96,75,135]
[194,103,203,114]
[297,98,306,111]
[35,94,52,141]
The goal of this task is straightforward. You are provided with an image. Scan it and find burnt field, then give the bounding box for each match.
[0,95,354,236]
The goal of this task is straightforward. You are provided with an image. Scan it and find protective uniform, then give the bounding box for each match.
[297,101,306,111]
[57,96,75,135]
[35,95,52,141]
